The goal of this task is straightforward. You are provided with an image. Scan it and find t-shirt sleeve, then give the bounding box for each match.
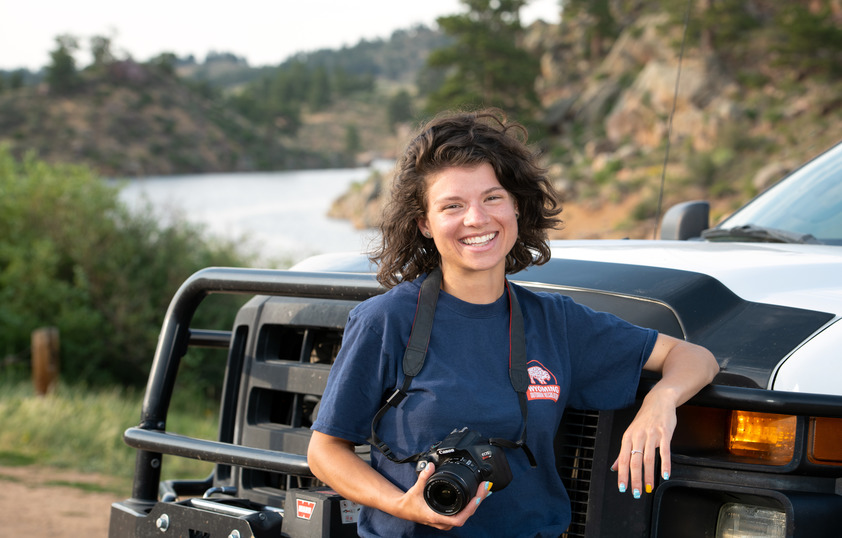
[561,297,658,410]
[311,307,399,445]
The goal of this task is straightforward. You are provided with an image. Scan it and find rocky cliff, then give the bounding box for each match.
[331,12,842,240]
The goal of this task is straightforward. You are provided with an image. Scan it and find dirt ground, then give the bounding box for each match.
[0,465,124,536]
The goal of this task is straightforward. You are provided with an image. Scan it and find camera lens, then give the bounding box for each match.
[423,460,479,515]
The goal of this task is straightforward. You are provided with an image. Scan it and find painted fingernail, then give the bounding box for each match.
[633,488,641,499]
[476,497,482,505]
[645,484,653,494]
[485,482,493,491]
[663,471,670,480]
[618,482,626,493]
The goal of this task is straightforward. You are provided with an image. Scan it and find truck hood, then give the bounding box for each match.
[507,240,840,391]
[547,240,842,316]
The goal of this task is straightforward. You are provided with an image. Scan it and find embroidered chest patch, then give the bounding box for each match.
[526,360,560,402]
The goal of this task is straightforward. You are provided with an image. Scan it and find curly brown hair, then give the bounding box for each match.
[371,108,563,288]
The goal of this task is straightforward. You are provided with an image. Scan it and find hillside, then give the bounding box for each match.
[331,10,842,240]
[0,26,447,178]
[0,61,340,177]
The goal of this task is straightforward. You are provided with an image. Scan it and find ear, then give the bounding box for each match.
[417,217,431,238]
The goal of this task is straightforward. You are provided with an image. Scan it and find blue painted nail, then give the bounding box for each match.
[633,488,641,499]
[663,471,670,480]
[618,483,626,493]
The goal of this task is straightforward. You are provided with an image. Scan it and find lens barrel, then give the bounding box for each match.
[423,460,480,515]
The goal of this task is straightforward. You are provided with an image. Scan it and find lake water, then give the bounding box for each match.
[116,165,389,267]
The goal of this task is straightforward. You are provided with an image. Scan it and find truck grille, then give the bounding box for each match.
[557,408,599,538]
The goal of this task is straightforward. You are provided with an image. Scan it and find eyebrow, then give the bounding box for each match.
[433,186,507,205]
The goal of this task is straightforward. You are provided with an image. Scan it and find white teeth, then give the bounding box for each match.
[461,232,496,245]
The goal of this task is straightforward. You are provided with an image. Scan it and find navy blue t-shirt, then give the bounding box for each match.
[312,273,658,537]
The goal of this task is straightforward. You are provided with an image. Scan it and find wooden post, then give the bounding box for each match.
[32,327,60,395]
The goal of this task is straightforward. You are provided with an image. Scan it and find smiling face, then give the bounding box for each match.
[417,163,519,296]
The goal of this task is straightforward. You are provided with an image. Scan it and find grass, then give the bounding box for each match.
[0,380,219,493]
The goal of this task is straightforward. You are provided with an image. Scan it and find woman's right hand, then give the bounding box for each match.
[398,461,491,530]
[308,431,491,530]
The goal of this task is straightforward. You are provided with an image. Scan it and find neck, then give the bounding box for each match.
[438,265,506,304]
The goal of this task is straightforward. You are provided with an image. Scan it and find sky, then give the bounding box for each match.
[0,0,561,71]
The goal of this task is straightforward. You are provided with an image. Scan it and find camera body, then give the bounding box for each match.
[415,427,513,515]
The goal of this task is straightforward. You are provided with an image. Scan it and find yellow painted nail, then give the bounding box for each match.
[486,482,493,491]
[645,484,653,494]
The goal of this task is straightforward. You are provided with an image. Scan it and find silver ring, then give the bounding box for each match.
[631,449,644,456]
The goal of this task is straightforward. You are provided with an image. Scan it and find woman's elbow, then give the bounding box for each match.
[703,347,720,383]
[307,430,352,482]
[307,431,328,480]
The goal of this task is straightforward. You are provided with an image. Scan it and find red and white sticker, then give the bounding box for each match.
[296,499,316,520]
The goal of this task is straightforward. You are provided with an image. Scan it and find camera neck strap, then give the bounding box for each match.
[368,267,537,468]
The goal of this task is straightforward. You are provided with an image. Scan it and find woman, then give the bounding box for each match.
[308,109,719,537]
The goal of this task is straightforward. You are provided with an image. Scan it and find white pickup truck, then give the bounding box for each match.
[110,139,842,538]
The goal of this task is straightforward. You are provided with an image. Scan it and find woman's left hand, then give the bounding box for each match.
[610,388,677,499]
[611,334,719,498]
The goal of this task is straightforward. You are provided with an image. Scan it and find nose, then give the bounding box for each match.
[463,203,490,227]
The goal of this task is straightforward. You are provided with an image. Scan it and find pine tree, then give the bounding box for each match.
[562,0,617,60]
[424,0,540,120]
[46,35,80,95]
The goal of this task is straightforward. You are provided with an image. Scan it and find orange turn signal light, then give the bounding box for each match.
[809,417,842,465]
[728,411,796,465]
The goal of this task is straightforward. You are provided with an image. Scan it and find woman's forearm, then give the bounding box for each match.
[634,338,718,464]
[646,336,719,405]
[308,430,405,511]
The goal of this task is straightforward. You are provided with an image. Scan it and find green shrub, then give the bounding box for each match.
[0,146,251,391]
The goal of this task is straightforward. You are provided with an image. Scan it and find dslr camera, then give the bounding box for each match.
[415,427,513,515]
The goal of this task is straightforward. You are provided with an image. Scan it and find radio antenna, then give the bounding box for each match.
[653,0,694,239]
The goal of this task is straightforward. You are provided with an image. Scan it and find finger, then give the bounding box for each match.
[468,481,493,513]
[629,449,644,499]
[660,439,672,482]
[643,442,657,495]
[616,439,632,495]
[415,461,435,485]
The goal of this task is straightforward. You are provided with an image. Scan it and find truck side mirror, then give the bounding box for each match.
[660,201,710,240]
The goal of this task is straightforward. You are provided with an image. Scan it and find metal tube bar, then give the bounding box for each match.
[188,329,232,349]
[130,267,382,502]
[124,427,313,476]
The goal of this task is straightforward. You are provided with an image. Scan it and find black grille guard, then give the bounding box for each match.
[125,266,842,507]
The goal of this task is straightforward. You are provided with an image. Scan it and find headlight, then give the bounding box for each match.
[716,503,786,538]
[728,411,796,465]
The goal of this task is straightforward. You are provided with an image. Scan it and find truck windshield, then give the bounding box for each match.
[715,141,842,246]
